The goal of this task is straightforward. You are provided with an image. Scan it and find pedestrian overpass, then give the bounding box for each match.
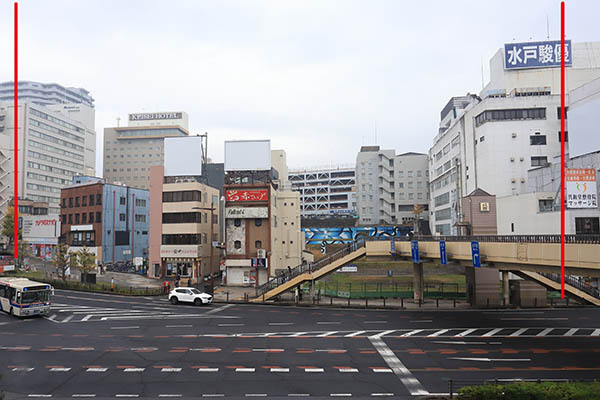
[253,235,600,306]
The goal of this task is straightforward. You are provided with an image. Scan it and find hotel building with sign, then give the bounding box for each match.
[103,111,189,189]
[0,82,96,219]
[59,176,149,266]
[428,40,600,235]
[223,141,303,286]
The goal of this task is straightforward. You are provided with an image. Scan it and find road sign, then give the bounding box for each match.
[471,241,481,268]
[440,240,447,265]
[411,240,419,263]
[390,239,395,253]
[388,269,393,277]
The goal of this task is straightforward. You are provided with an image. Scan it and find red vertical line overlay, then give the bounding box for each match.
[132,193,135,262]
[560,1,566,298]
[113,191,116,264]
[13,2,18,259]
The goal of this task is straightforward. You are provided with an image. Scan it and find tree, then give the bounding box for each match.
[1,206,17,246]
[75,247,96,283]
[17,240,32,268]
[52,243,71,282]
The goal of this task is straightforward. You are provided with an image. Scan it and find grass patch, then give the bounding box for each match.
[458,381,600,400]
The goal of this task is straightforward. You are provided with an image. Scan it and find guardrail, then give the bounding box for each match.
[378,234,600,244]
[539,272,600,299]
[256,239,365,296]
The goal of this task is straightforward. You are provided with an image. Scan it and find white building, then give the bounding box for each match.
[288,166,356,217]
[0,81,94,108]
[429,41,600,235]
[356,146,429,225]
[0,100,96,216]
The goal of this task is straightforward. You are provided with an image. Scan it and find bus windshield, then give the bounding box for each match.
[21,290,50,304]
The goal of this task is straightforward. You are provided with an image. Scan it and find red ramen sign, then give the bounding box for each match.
[226,189,268,202]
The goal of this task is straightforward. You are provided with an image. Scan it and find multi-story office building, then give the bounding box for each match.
[223,141,303,286]
[429,40,600,235]
[0,81,94,108]
[103,111,190,189]
[355,146,428,225]
[59,176,149,266]
[288,166,356,217]
[0,100,96,217]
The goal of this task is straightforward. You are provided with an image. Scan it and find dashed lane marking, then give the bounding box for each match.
[115,395,139,398]
[13,367,34,372]
[304,368,324,373]
[330,394,352,397]
[124,368,145,372]
[245,395,267,397]
[158,395,182,398]
[198,368,219,372]
[235,368,255,372]
[161,368,182,372]
[344,331,366,337]
[71,395,96,398]
[510,328,529,337]
[270,368,290,373]
[537,328,554,337]
[202,395,224,398]
[455,329,477,337]
[110,326,139,330]
[28,395,51,398]
[317,331,338,337]
[338,368,358,373]
[86,368,107,372]
[427,329,449,337]
[49,368,71,372]
[287,395,310,397]
[370,394,394,397]
[400,329,424,337]
[166,325,192,328]
[269,322,294,326]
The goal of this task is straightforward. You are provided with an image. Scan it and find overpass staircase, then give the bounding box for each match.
[513,270,600,306]
[253,240,367,302]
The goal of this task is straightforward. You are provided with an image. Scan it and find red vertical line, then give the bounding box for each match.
[560,1,566,298]
[13,2,18,259]
[132,193,135,262]
[113,191,116,264]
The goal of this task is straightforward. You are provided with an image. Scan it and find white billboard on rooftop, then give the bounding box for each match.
[225,140,271,171]
[164,136,203,176]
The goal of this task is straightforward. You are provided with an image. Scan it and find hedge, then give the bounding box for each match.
[458,381,600,400]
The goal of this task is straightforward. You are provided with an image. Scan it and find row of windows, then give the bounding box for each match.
[435,207,452,220]
[30,118,84,144]
[27,182,60,193]
[434,192,450,207]
[63,194,102,208]
[117,128,186,137]
[475,107,546,127]
[28,161,77,177]
[398,181,425,189]
[27,172,71,186]
[162,190,203,203]
[29,150,83,170]
[29,108,85,134]
[29,128,84,152]
[61,212,102,225]
[233,240,263,249]
[29,140,84,161]
[135,214,146,222]
[162,212,208,224]
[28,194,60,204]
[106,153,162,159]
[135,198,146,207]
[162,234,203,245]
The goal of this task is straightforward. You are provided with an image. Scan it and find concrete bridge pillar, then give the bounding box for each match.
[413,262,424,303]
[502,271,510,306]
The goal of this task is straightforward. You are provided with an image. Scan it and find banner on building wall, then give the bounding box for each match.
[226,189,269,202]
[160,245,201,258]
[504,40,572,70]
[22,215,60,240]
[566,169,598,209]
[225,207,268,218]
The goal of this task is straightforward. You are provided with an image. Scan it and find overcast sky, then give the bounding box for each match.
[1,0,598,174]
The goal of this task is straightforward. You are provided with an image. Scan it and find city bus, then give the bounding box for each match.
[0,277,52,317]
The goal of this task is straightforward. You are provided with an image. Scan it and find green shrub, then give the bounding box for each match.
[458,382,600,400]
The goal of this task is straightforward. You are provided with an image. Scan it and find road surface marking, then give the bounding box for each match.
[592,329,600,336]
[161,368,181,372]
[115,396,139,398]
[500,318,567,321]
[198,368,219,372]
[345,331,366,337]
[450,357,531,362]
[72,395,96,398]
[371,394,394,397]
[166,325,192,328]
[510,328,529,337]
[290,332,307,337]
[287,395,310,397]
[427,329,449,337]
[365,321,388,324]
[330,394,352,397]
[270,368,290,372]
[245,394,267,397]
[269,322,294,326]
[28,395,51,398]
[317,331,338,337]
[409,320,432,323]
[433,341,495,345]
[536,328,554,337]
[86,368,107,372]
[400,329,423,337]
[482,328,503,337]
[49,368,71,372]
[253,349,284,352]
[218,323,244,327]
[205,304,234,315]
[124,368,145,372]
[370,337,428,396]
[235,368,255,372]
[202,396,224,398]
[110,326,139,330]
[13,367,34,372]
[372,368,393,373]
[565,328,578,336]
[317,322,341,325]
[304,368,324,373]
[370,330,396,339]
[338,368,358,373]
[455,329,477,337]
[158,395,182,398]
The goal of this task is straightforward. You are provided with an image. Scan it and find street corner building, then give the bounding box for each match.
[223,140,304,286]
[59,176,149,267]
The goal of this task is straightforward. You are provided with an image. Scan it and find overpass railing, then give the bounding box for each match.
[378,234,600,244]
[256,238,365,297]
[539,272,600,299]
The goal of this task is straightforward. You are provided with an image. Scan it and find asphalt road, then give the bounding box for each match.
[1,289,599,399]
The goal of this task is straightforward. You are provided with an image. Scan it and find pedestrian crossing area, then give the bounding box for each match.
[45,303,233,323]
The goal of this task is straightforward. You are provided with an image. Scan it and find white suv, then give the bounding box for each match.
[169,287,213,306]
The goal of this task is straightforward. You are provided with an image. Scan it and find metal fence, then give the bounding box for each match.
[540,272,600,299]
[378,234,600,244]
[314,281,466,299]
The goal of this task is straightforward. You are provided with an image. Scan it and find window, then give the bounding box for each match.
[539,199,554,212]
[398,171,404,177]
[475,107,546,127]
[408,193,414,200]
[75,197,80,207]
[234,240,242,249]
[408,181,413,189]
[407,171,413,177]
[557,106,568,120]
[162,190,202,202]
[435,208,451,220]
[162,212,202,223]
[75,214,80,224]
[96,194,102,205]
[120,196,126,205]
[96,211,101,221]
[417,193,423,200]
[68,214,72,224]
[234,218,241,227]
[255,240,262,249]
[89,212,94,223]
[530,135,547,145]
[399,182,404,188]
[575,217,599,234]
[558,131,569,142]
[135,214,146,222]
[434,192,450,207]
[162,234,201,245]
[531,156,548,167]
[255,219,262,227]
[89,194,94,206]
[119,213,126,222]
[81,213,87,224]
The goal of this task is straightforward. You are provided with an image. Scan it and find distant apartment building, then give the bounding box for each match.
[103,111,190,189]
[428,40,600,235]
[355,146,429,225]
[288,166,356,217]
[223,141,303,286]
[0,81,94,108]
[0,96,96,217]
[59,176,149,266]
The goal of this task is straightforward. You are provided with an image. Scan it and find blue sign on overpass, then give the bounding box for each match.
[471,241,481,268]
[411,240,419,263]
[439,240,447,265]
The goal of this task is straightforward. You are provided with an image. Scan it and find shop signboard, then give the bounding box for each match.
[160,245,201,258]
[226,189,269,202]
[566,169,598,209]
[225,207,268,218]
